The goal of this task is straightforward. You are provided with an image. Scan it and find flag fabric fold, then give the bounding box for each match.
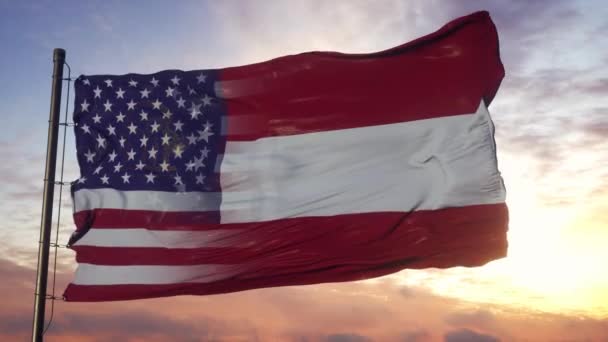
[64,11,508,302]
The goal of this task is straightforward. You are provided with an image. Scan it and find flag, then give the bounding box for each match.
[64,11,507,302]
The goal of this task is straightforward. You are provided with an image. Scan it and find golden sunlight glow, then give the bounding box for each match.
[396,152,608,318]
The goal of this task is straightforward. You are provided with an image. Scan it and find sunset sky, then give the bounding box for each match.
[1,0,607,341]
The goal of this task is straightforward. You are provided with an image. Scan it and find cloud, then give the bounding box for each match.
[324,333,372,342]
[401,329,431,342]
[444,328,500,342]
[580,107,608,139]
[399,286,418,298]
[48,311,261,341]
[488,66,608,209]
[444,310,496,329]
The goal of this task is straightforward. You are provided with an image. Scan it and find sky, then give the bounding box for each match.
[0,0,607,341]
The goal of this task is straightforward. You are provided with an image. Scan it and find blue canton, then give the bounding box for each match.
[72,70,224,193]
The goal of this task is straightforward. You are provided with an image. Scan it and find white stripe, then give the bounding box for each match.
[219,101,504,222]
[73,229,241,248]
[73,189,221,212]
[72,264,235,285]
[73,101,505,223]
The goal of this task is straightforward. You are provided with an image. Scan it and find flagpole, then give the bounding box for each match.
[32,48,65,342]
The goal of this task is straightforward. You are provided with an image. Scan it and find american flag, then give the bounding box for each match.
[64,11,508,302]
[72,70,223,197]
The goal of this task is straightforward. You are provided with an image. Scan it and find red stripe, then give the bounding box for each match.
[220,11,504,140]
[73,209,220,230]
[65,233,505,302]
[65,204,508,301]
[74,206,506,265]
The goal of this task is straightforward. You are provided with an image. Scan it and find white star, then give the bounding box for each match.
[160,160,170,172]
[173,145,184,158]
[127,148,136,160]
[187,85,196,95]
[171,75,181,85]
[92,113,102,124]
[193,155,205,171]
[96,134,106,148]
[162,109,173,119]
[108,150,118,162]
[135,160,145,170]
[161,133,171,145]
[121,172,131,183]
[165,86,175,97]
[148,146,158,159]
[185,160,196,171]
[114,162,123,173]
[127,122,137,134]
[84,149,96,163]
[139,110,149,121]
[186,133,198,145]
[197,128,214,143]
[80,123,91,134]
[203,121,213,131]
[152,99,162,110]
[104,79,113,87]
[202,94,213,106]
[173,120,184,131]
[115,88,125,99]
[82,78,91,85]
[189,102,202,119]
[174,174,183,185]
[93,86,102,98]
[100,174,109,184]
[81,99,90,112]
[150,121,160,133]
[145,172,156,183]
[106,124,116,136]
[196,73,207,84]
[93,165,103,174]
[196,173,205,184]
[103,99,113,112]
[116,112,126,122]
[126,99,137,110]
[200,146,210,159]
[128,79,138,87]
[176,97,186,108]
[150,77,159,87]
[119,136,126,147]
[140,88,151,98]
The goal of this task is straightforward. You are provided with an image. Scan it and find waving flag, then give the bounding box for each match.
[64,11,508,302]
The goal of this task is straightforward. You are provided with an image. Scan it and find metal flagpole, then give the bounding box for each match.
[32,48,66,342]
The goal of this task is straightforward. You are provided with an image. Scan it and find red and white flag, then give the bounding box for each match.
[64,11,507,302]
